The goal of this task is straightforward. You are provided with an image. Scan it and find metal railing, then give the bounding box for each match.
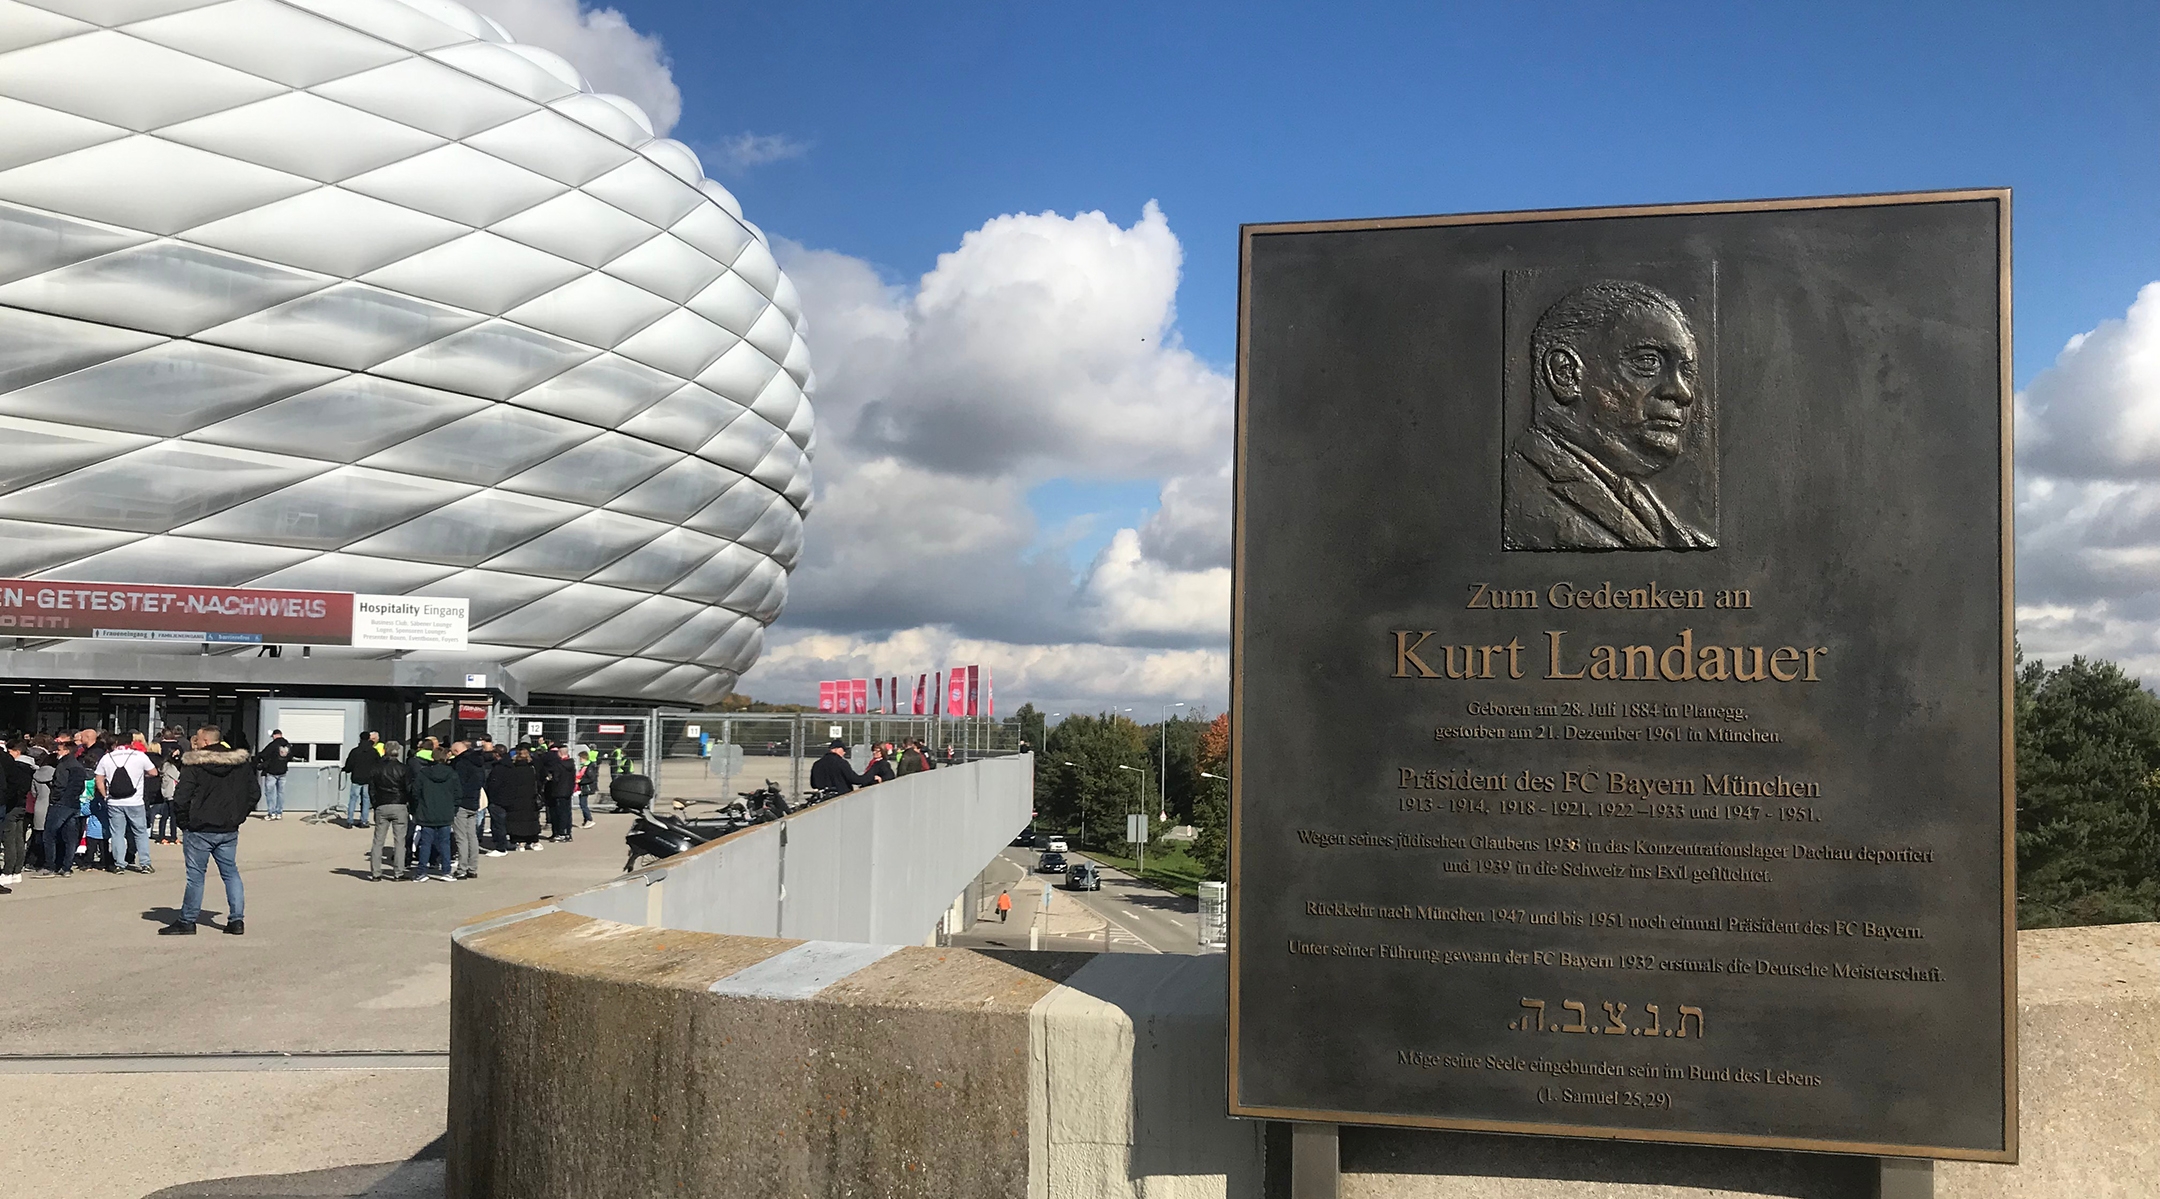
[490,709,1025,801]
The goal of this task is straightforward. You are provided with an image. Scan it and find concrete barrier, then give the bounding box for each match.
[555,754,1033,942]
[450,772,2160,1197]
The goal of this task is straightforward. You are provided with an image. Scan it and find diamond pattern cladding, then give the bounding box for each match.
[0,0,814,706]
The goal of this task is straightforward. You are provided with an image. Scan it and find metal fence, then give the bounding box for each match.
[490,709,1024,801]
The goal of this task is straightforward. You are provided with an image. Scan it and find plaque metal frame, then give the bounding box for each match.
[1225,189,2015,1162]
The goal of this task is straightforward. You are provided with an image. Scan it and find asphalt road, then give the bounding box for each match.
[990,846,1216,956]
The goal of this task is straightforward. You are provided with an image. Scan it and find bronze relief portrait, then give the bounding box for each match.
[1502,270,1718,550]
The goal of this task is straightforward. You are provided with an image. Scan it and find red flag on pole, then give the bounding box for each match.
[818,681,835,712]
[850,679,868,714]
[914,674,927,715]
[966,665,980,717]
[946,669,966,717]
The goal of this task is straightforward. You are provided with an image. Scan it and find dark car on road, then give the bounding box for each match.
[1065,861,1101,891]
[1036,850,1067,874]
[1011,828,1038,848]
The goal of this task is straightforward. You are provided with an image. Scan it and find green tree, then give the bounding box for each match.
[1190,713,1231,880]
[1013,702,1047,754]
[1041,712,1149,848]
[2017,655,2160,927]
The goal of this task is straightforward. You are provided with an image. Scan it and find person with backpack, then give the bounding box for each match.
[95,731,155,874]
[162,725,256,935]
[256,730,292,820]
[407,738,461,882]
[342,735,379,829]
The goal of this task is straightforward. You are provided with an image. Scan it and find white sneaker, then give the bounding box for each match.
[530,842,544,851]
[484,849,507,858]
[581,820,594,829]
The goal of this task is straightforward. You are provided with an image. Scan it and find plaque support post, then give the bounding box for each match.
[1289,1122,1338,1199]
[1878,1158,1933,1199]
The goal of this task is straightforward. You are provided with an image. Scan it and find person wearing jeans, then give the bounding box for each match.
[162,726,257,936]
[342,736,379,828]
[95,735,155,874]
[408,739,460,881]
[40,744,91,877]
[180,830,244,928]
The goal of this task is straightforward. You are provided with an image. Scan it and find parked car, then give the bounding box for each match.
[1046,836,1068,853]
[1036,850,1067,874]
[1065,861,1101,891]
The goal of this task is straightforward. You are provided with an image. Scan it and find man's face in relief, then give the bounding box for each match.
[1546,303,1700,477]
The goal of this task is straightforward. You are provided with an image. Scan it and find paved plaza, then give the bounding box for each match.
[0,809,636,1198]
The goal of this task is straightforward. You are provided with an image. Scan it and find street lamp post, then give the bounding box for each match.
[1062,760,1082,845]
[1117,763,1148,877]
[1159,701,1185,821]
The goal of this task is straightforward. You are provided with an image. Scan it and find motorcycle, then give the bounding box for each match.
[622,802,738,871]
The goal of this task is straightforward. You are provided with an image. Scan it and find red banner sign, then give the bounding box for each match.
[850,678,868,714]
[0,578,353,644]
[818,681,836,712]
[947,667,967,717]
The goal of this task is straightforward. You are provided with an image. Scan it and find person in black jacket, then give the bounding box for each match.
[342,736,380,828]
[809,741,873,795]
[41,742,92,878]
[368,743,411,881]
[449,740,487,879]
[162,726,257,935]
[487,750,543,851]
[257,730,292,820]
[0,736,31,892]
[538,743,575,842]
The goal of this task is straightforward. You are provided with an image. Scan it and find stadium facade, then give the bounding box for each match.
[0,0,813,736]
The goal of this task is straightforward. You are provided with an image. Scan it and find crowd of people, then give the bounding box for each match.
[343,734,601,882]
[0,725,618,932]
[0,722,968,931]
[808,737,947,794]
[0,725,256,933]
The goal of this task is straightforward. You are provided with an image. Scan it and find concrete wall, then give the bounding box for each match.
[554,755,1033,944]
[451,914,2160,1199]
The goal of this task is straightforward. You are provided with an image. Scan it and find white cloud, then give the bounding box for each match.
[713,132,811,171]
[467,0,682,134]
[738,204,1235,709]
[1080,529,1232,641]
[2017,282,2160,680]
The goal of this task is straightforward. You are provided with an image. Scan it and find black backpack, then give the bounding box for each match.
[107,752,137,800]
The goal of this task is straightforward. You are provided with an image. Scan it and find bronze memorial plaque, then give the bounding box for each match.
[1228,191,2013,1160]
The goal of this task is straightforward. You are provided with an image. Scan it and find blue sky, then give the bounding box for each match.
[649,0,2154,381]
[503,0,2160,706]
